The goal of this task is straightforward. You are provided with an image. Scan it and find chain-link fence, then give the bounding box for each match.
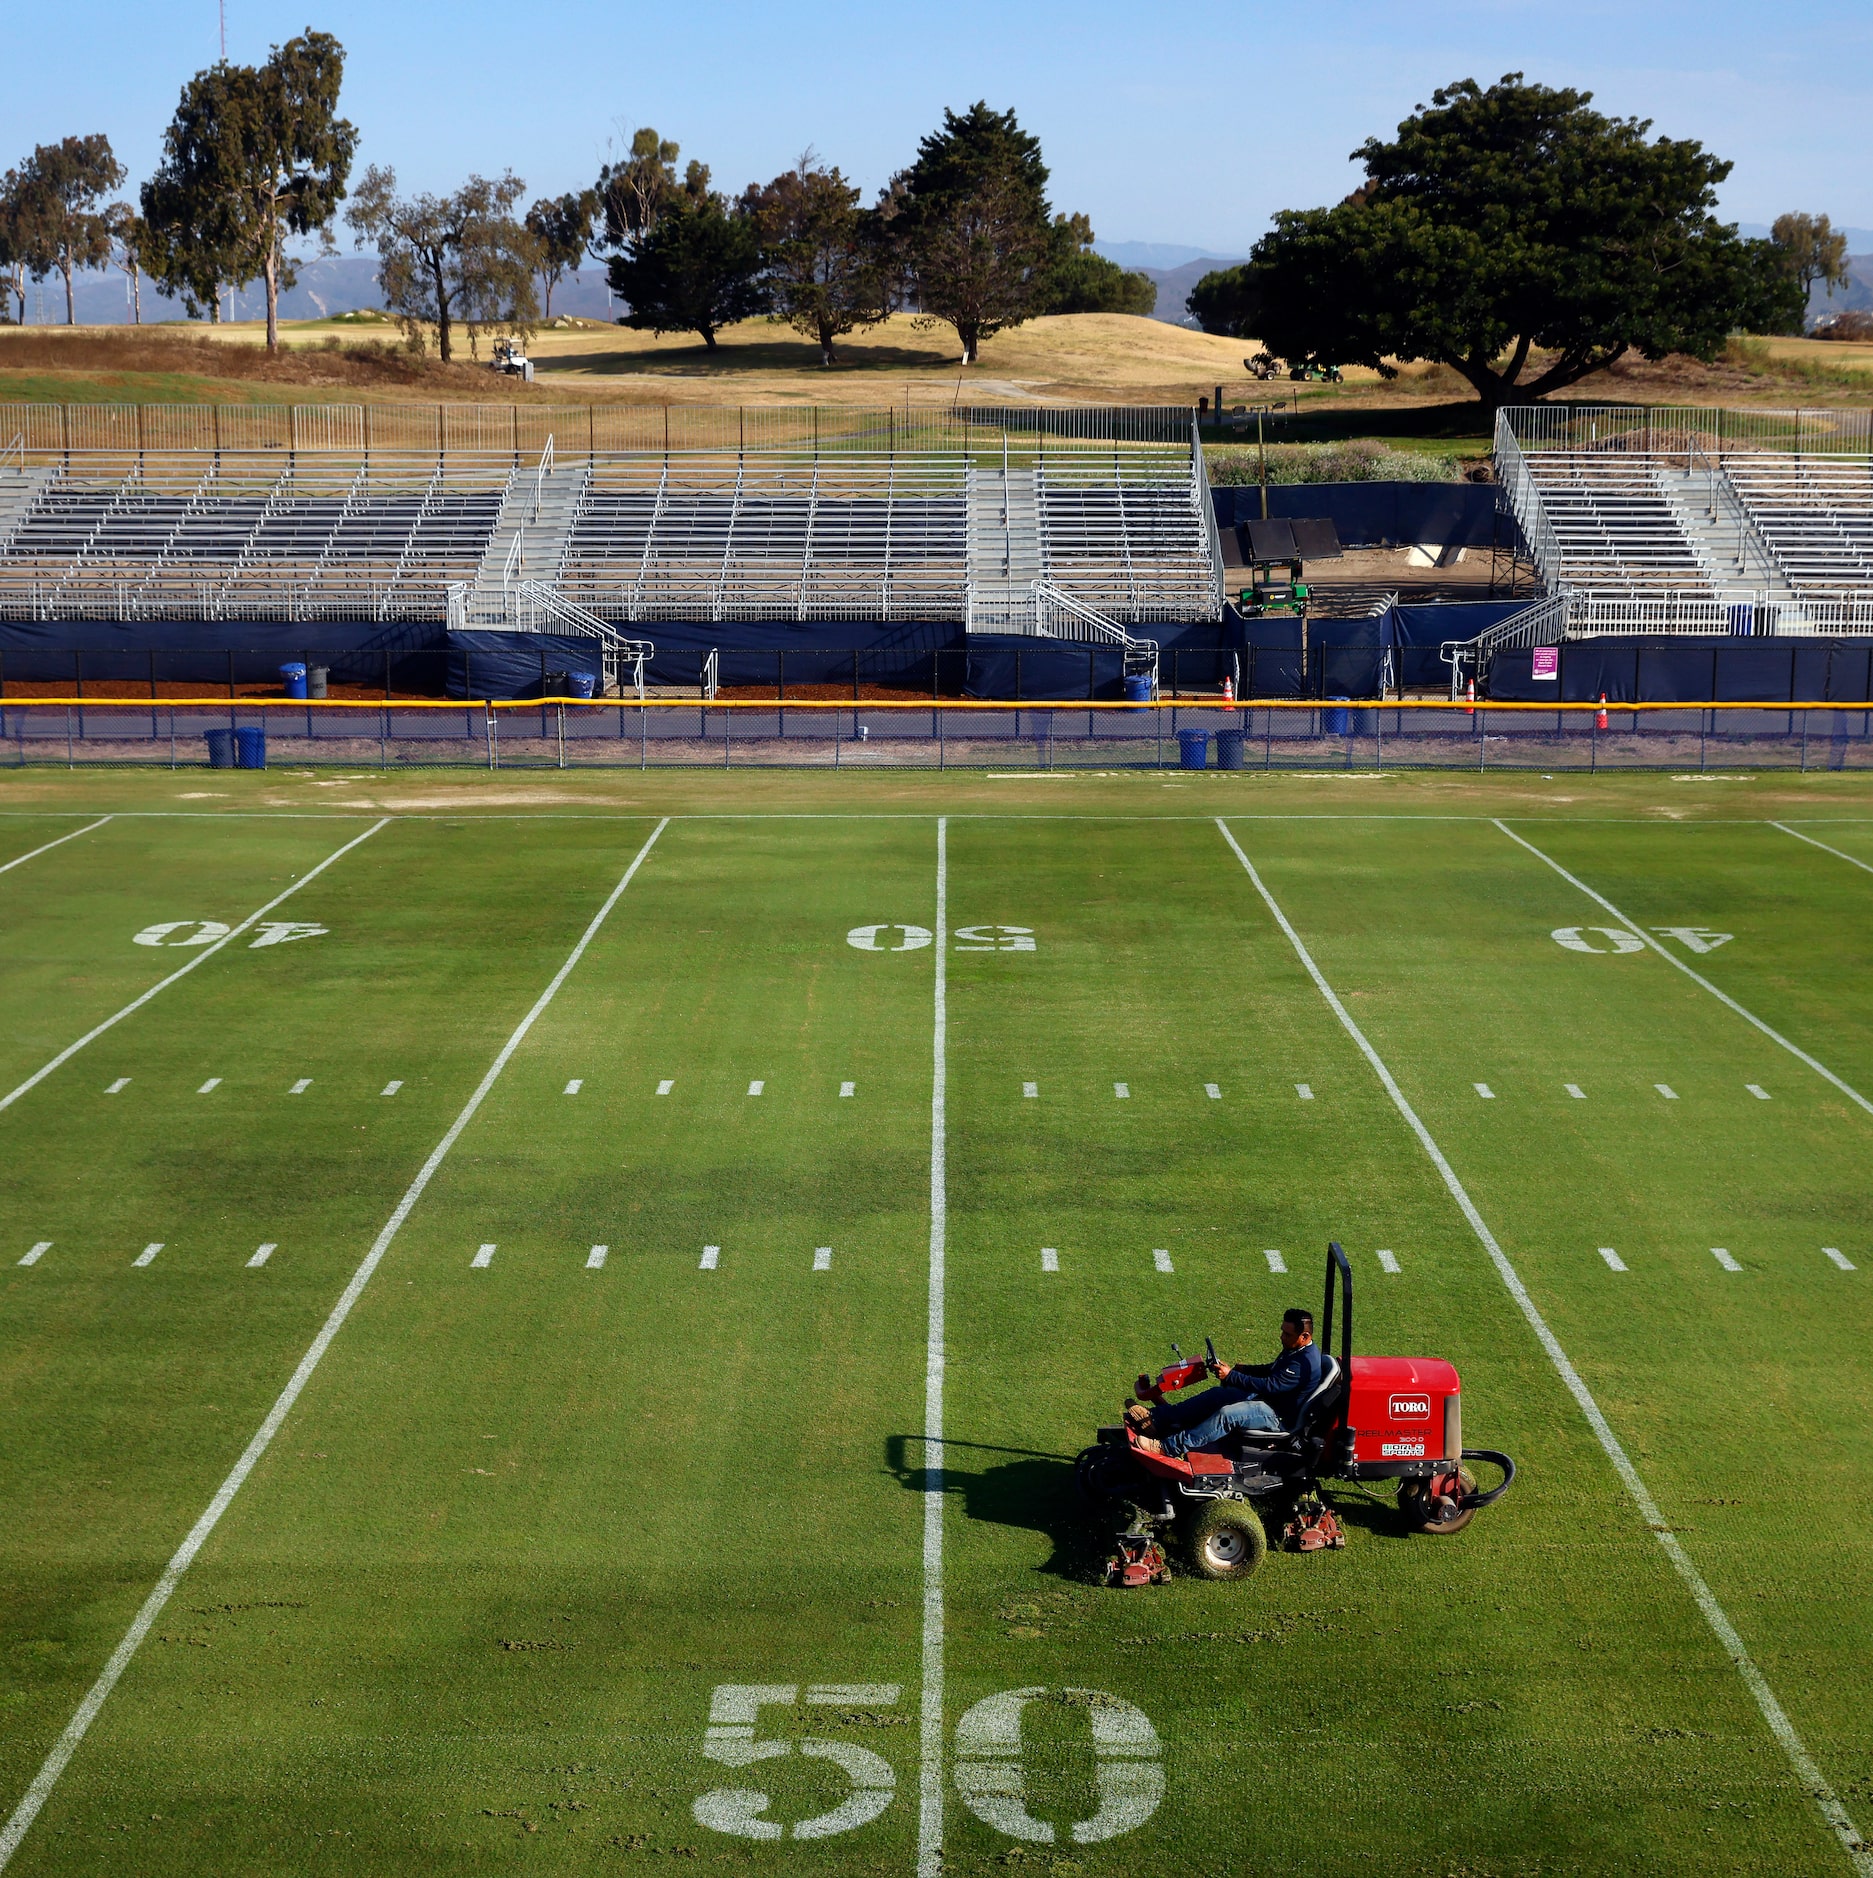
[2,699,1869,772]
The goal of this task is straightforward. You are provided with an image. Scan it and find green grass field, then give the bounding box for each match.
[2,769,1872,1877]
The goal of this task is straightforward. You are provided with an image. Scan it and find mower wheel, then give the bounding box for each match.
[1401,1467,1477,1536]
[1075,1445,1118,1509]
[1184,1500,1268,1581]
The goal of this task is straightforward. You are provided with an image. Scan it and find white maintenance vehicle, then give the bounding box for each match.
[490,338,534,382]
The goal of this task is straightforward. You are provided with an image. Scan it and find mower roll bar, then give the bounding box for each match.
[1320,1241,1354,1439]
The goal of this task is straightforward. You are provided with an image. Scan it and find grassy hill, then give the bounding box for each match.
[4,312,1869,458]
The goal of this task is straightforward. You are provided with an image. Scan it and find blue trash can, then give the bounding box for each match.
[1323,697,1352,736]
[279,661,308,700]
[568,671,598,700]
[1215,728,1246,770]
[1123,673,1154,704]
[205,728,237,768]
[234,726,267,769]
[1177,728,1209,770]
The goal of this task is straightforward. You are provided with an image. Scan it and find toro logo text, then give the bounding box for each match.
[1388,1394,1433,1420]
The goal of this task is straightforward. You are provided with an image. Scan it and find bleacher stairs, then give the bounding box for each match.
[464,459,593,615]
[1653,466,1803,616]
[0,465,60,558]
[965,465,1045,630]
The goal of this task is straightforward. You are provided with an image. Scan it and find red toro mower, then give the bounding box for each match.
[1076,1243,1515,1584]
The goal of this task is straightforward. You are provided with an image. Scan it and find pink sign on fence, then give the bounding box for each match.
[1531,647,1559,681]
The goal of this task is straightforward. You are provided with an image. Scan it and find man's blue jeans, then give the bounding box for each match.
[1153,1387,1282,1456]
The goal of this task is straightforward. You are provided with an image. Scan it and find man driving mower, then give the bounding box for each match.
[1125,1308,1321,1457]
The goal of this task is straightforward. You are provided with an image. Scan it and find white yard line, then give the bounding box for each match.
[1263,1249,1286,1274]
[657,1079,674,1095]
[699,1245,719,1270]
[132,1244,162,1267]
[1040,1247,1058,1272]
[246,1244,275,1269]
[1711,1247,1743,1273]
[19,1243,50,1267]
[381,1081,402,1097]
[290,1079,311,1095]
[813,1247,832,1271]
[0,816,669,1875]
[1823,1247,1856,1272]
[565,1079,583,1095]
[1153,1248,1174,1273]
[1474,1083,1495,1099]
[1114,1081,1130,1098]
[1493,820,1873,1122]
[1656,1084,1678,1100]
[1565,1083,1586,1099]
[747,1080,764,1097]
[0,820,390,1118]
[1205,1083,1222,1099]
[472,1244,496,1268]
[840,1082,855,1098]
[1375,1249,1401,1274]
[586,1245,607,1269]
[917,815,948,1878]
[0,817,112,879]
[1747,1083,1772,1100]
[1773,822,1873,877]
[1216,816,1871,1878]
[1022,1081,1037,1099]
[1296,1083,1313,1100]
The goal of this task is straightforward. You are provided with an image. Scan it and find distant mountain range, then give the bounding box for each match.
[10,253,623,328]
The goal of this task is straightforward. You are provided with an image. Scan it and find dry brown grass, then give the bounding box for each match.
[0,325,526,397]
[5,316,1869,419]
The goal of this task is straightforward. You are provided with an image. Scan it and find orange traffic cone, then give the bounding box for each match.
[1221,673,1235,707]
[1596,692,1609,731]
[1464,678,1475,717]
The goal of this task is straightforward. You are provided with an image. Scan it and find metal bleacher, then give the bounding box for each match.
[1717,455,1873,594]
[1495,406,1873,635]
[0,454,509,621]
[0,404,1225,647]
[1516,452,1709,595]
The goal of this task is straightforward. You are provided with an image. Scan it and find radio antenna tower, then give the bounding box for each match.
[219,0,226,58]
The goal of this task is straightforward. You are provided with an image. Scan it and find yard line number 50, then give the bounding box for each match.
[694,1681,1162,1844]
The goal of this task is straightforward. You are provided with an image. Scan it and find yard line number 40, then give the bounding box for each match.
[696,1682,1162,1845]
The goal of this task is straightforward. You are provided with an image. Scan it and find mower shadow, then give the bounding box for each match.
[883,1435,1417,1568]
[883,1434,1110,1581]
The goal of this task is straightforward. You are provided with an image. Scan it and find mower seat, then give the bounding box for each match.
[1294,1354,1344,1437]
[1208,1355,1343,1457]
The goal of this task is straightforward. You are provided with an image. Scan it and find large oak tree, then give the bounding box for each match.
[1191,75,1803,415]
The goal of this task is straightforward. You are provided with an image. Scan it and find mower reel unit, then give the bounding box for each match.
[1078,1242,1515,1585]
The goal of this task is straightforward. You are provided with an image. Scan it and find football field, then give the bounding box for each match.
[2,769,1872,1877]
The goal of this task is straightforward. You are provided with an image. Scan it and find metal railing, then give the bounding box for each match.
[0,400,1202,467]
[1440,591,1569,695]
[1501,404,1873,457]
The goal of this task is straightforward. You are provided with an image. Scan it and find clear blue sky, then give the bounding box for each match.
[6,0,1870,254]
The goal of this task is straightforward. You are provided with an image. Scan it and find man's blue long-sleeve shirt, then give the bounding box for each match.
[1216,1341,1323,1430]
